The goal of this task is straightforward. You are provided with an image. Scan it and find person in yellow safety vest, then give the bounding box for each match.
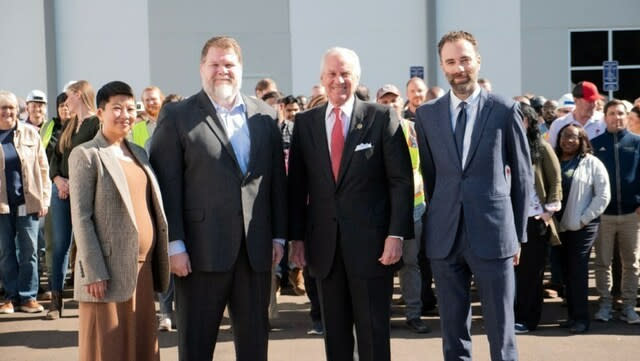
[376,84,432,334]
[40,93,71,161]
[130,86,164,149]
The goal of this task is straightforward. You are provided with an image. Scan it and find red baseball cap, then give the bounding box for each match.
[572,81,604,102]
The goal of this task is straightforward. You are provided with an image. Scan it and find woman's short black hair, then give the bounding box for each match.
[96,81,134,110]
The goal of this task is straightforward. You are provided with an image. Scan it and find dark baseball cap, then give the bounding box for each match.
[572,81,603,102]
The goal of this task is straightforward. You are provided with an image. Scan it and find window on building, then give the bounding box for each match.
[570,29,640,102]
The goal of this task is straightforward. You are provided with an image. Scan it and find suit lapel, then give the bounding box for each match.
[310,104,335,186]
[433,94,462,171]
[336,98,369,187]
[128,141,167,228]
[94,134,138,230]
[196,90,244,179]
[243,95,262,178]
[463,89,493,169]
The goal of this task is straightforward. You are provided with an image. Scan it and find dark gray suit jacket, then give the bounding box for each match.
[415,89,532,260]
[288,98,413,279]
[149,91,287,273]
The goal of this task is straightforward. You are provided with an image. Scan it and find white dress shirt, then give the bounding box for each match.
[449,86,482,167]
[325,96,354,151]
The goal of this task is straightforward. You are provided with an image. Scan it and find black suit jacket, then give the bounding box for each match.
[149,90,287,273]
[288,98,413,279]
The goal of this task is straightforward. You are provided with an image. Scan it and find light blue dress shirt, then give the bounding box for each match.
[212,96,250,174]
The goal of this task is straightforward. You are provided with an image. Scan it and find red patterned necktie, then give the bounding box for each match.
[330,107,345,181]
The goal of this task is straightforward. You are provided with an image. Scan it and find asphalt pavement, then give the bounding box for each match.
[1,275,639,361]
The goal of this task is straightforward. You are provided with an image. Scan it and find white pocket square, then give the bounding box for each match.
[355,143,373,151]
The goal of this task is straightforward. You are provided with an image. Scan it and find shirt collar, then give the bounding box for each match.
[449,85,481,110]
[207,93,246,114]
[326,95,355,120]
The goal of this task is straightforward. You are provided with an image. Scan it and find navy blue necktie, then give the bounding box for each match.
[454,102,467,161]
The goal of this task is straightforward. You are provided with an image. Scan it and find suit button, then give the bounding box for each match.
[332,217,337,221]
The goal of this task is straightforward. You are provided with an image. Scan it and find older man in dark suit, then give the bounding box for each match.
[288,47,413,361]
[149,36,287,361]
[414,31,532,361]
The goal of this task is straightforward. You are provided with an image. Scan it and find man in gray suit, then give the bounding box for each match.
[414,31,531,361]
[149,36,287,361]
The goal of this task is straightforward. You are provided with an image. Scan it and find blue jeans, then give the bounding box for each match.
[49,184,73,291]
[157,275,175,314]
[0,210,40,303]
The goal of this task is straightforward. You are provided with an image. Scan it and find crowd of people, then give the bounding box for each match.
[0,30,639,361]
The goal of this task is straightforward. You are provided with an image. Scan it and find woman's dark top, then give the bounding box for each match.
[49,116,100,179]
[0,127,24,207]
[555,154,581,221]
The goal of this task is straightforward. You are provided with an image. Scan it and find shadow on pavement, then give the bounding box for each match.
[0,330,77,348]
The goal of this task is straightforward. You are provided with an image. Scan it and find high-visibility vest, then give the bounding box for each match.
[400,119,426,207]
[131,121,151,148]
[40,119,56,148]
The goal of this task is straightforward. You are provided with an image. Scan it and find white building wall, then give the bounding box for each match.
[1,0,48,104]
[435,0,522,97]
[6,0,638,109]
[53,0,151,97]
[289,0,429,98]
[147,0,293,98]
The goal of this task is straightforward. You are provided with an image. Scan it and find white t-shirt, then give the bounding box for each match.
[547,111,605,147]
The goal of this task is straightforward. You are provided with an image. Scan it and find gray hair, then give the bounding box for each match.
[0,90,18,107]
[320,47,362,81]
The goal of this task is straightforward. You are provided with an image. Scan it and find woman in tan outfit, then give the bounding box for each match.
[68,81,169,361]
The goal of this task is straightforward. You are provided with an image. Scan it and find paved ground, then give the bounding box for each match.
[1,276,639,361]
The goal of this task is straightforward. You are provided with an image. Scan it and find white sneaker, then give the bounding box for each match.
[594,304,613,322]
[619,307,640,324]
[158,314,172,331]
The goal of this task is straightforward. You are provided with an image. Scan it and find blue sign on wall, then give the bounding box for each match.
[603,61,619,92]
[410,66,424,79]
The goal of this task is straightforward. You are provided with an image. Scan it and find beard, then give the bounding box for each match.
[146,106,160,118]
[213,83,236,101]
[203,77,242,105]
[447,72,477,96]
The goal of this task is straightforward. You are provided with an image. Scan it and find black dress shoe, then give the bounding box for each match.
[569,322,588,334]
[406,318,431,334]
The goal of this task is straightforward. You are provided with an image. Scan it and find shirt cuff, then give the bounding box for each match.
[388,235,404,241]
[273,238,286,246]
[168,240,187,256]
[544,201,562,213]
